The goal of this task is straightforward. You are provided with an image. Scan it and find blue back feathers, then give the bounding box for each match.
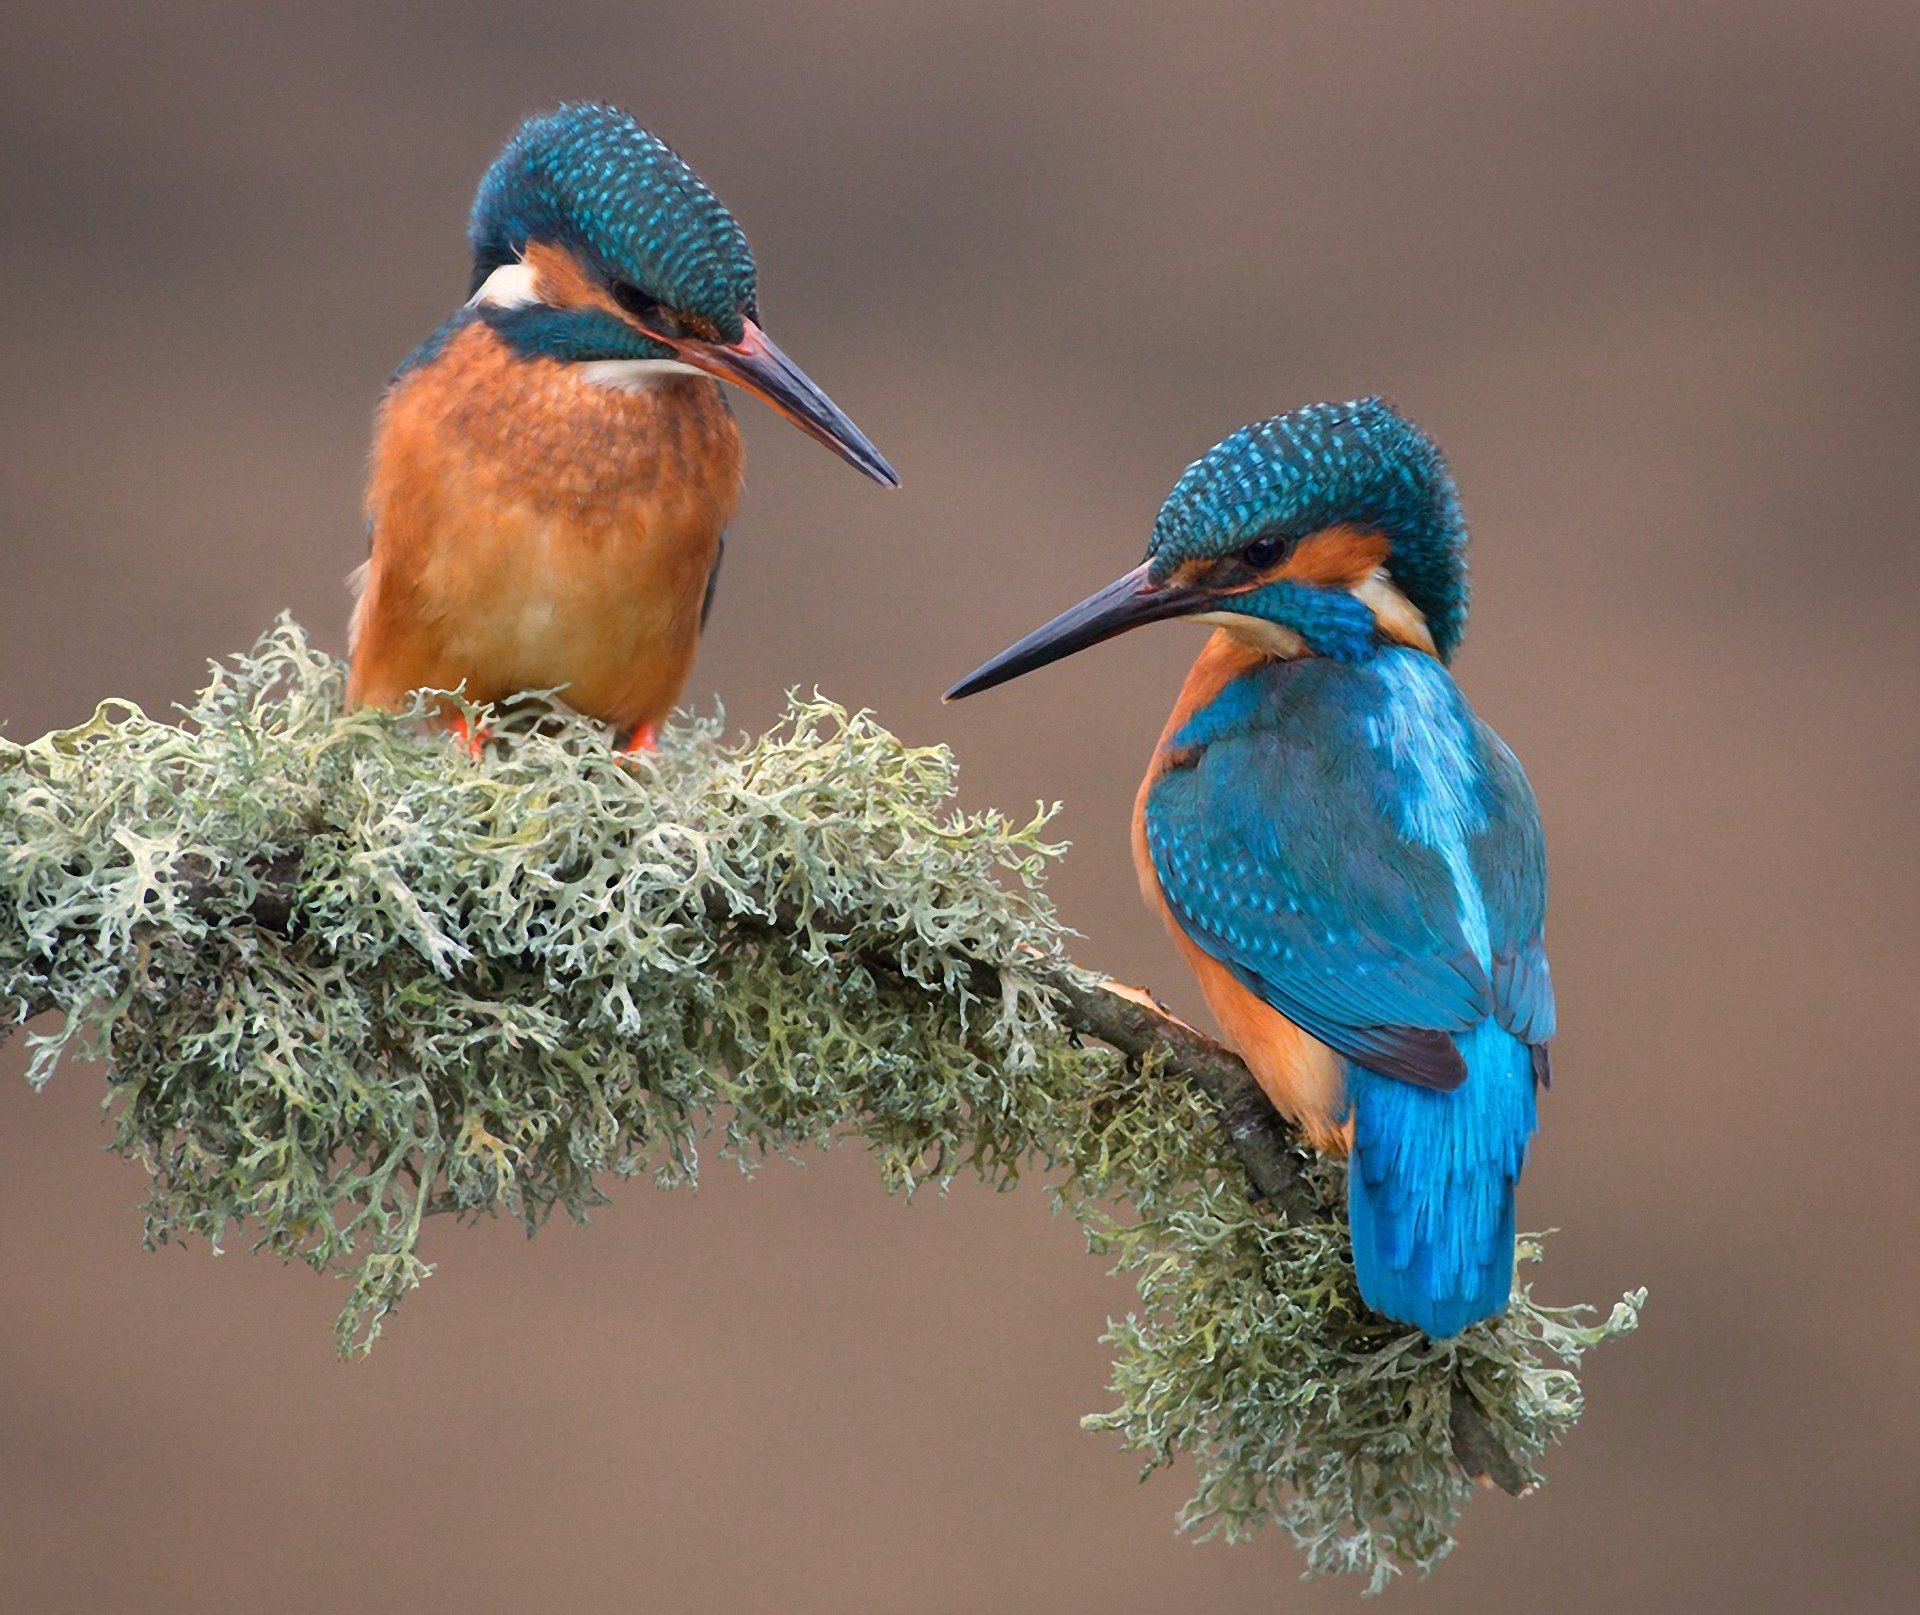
[1145,647,1550,1337]
[468,103,757,341]
[1150,399,1471,661]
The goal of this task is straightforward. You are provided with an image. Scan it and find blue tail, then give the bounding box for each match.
[1346,1020,1538,1338]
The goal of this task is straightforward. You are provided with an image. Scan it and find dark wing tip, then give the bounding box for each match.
[1530,1042,1553,1090]
[1352,1025,1471,1091]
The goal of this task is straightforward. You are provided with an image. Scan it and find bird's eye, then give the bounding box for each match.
[611,281,671,329]
[1239,533,1289,570]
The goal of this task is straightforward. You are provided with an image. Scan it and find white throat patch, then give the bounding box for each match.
[575,357,708,391]
[1194,610,1309,660]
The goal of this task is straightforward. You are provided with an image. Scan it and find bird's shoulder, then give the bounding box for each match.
[390,309,480,386]
[1143,650,1484,979]
[1151,648,1529,836]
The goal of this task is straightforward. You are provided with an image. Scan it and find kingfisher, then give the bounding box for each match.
[947,400,1552,1338]
[348,102,897,752]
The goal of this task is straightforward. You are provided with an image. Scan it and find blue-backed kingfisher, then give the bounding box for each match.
[947,400,1552,1338]
[348,103,896,751]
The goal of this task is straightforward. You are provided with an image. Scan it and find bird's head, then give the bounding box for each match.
[945,399,1467,700]
[464,102,896,485]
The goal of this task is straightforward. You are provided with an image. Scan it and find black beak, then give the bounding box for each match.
[943,562,1208,701]
[672,316,899,487]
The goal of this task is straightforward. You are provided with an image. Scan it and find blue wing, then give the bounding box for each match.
[1144,651,1552,1092]
[1467,719,1556,1072]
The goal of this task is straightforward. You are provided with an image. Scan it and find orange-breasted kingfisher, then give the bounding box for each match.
[947,399,1552,1338]
[348,103,897,751]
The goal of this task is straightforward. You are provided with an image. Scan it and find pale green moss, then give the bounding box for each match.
[0,620,1640,1586]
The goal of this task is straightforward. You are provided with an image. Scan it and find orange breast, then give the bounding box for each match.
[1130,630,1351,1152]
[348,321,744,735]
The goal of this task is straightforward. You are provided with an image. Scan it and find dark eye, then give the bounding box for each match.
[611,281,672,330]
[1239,533,1288,570]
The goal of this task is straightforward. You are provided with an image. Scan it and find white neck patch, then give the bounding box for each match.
[1353,569,1437,655]
[468,261,542,310]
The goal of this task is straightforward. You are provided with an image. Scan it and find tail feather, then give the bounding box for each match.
[1346,1019,1537,1338]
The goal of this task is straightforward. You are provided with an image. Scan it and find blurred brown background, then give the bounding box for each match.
[3,4,1916,1611]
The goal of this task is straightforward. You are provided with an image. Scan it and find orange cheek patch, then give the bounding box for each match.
[1278,524,1390,587]
[521,240,630,321]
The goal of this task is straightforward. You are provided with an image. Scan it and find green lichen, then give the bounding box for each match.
[0,620,1640,1586]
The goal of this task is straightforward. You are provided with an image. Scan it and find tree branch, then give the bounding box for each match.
[9,842,1521,1493]
[1037,967,1319,1217]
[2,638,1647,1583]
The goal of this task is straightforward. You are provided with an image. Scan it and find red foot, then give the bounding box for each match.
[449,715,490,760]
[621,722,659,755]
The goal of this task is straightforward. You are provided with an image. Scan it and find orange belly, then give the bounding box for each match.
[1130,630,1351,1152]
[348,321,744,736]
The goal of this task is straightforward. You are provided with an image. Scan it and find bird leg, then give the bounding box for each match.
[448,714,491,760]
[621,722,660,754]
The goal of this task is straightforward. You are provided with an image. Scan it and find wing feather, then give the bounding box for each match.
[1145,654,1552,1093]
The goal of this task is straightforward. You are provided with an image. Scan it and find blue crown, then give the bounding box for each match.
[468,103,756,342]
[1151,399,1470,659]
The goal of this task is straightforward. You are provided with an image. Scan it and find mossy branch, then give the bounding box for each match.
[1,621,1640,1588]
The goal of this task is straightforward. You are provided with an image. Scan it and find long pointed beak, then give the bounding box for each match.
[943,563,1208,701]
[672,317,899,487]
